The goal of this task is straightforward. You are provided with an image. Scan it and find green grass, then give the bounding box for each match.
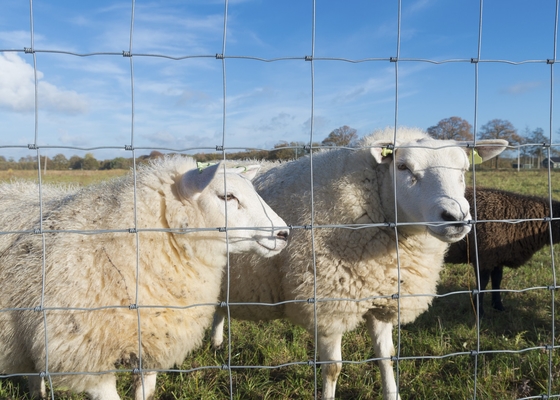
[0,169,128,186]
[1,169,560,399]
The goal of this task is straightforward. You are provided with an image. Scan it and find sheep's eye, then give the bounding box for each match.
[219,193,237,202]
[397,164,408,171]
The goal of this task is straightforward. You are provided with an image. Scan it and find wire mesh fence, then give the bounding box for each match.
[1,1,560,399]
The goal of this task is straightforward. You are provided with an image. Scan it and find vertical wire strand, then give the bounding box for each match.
[218,1,234,398]
[545,0,559,396]
[126,0,145,397]
[28,0,55,397]
[471,1,485,399]
[308,1,319,397]
[391,1,403,397]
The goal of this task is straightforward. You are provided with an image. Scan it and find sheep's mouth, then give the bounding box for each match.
[256,236,288,252]
[428,224,471,243]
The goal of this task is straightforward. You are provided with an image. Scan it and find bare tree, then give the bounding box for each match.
[321,125,358,147]
[479,119,521,168]
[525,127,554,168]
[427,116,474,141]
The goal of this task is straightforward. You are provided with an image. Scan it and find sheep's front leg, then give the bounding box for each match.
[490,266,505,311]
[134,371,157,400]
[210,310,226,349]
[477,268,492,318]
[365,313,401,400]
[85,374,121,400]
[317,332,343,400]
[28,375,46,399]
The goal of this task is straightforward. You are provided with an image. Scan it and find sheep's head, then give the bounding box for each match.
[173,162,289,262]
[371,137,508,243]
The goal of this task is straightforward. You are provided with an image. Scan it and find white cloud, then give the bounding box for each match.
[0,52,88,114]
[406,0,436,14]
[0,30,35,49]
[500,81,543,95]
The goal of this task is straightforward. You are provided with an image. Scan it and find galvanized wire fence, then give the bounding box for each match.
[1,0,560,399]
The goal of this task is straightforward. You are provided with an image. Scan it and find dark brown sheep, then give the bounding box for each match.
[445,187,560,317]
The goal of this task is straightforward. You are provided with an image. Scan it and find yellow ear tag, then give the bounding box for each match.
[472,149,483,165]
[197,161,218,172]
[381,147,393,157]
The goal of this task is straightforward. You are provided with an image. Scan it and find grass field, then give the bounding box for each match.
[0,168,559,399]
[0,169,128,186]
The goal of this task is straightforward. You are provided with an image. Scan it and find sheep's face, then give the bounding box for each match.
[373,138,508,243]
[176,163,289,260]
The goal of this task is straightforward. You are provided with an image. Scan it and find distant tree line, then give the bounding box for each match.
[1,121,556,171]
[427,116,560,168]
[0,126,359,171]
[0,153,136,171]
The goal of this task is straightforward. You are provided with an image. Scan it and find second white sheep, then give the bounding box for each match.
[211,127,507,400]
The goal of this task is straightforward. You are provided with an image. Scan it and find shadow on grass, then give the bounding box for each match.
[412,277,558,345]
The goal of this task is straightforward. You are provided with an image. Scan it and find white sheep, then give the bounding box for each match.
[0,156,289,400]
[210,127,507,400]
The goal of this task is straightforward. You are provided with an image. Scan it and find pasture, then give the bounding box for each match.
[1,168,559,399]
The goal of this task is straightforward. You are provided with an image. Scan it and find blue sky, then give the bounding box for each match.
[0,0,559,161]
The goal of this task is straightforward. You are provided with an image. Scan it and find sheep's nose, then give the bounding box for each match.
[441,210,460,222]
[441,210,466,228]
[277,230,289,241]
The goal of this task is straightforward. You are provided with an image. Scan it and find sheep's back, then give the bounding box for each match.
[446,187,553,269]
[0,158,224,384]
[226,146,447,332]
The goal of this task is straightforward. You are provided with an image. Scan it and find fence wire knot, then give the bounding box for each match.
[219,301,227,308]
[391,293,399,300]
[221,364,229,370]
[129,304,138,310]
[305,55,313,61]
[307,297,315,304]
[216,53,224,59]
[39,371,46,378]
[307,360,315,366]
[547,59,555,64]
[132,368,141,374]
[28,143,38,150]
[33,228,42,234]
[124,144,133,151]
[470,350,478,356]
[470,58,478,63]
[122,51,132,57]
[34,306,43,312]
[218,227,226,232]
[215,145,224,151]
[128,228,137,234]
[389,56,397,62]
[24,47,34,53]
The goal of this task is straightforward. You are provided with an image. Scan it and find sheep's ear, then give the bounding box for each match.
[370,145,394,164]
[179,162,223,199]
[463,139,509,164]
